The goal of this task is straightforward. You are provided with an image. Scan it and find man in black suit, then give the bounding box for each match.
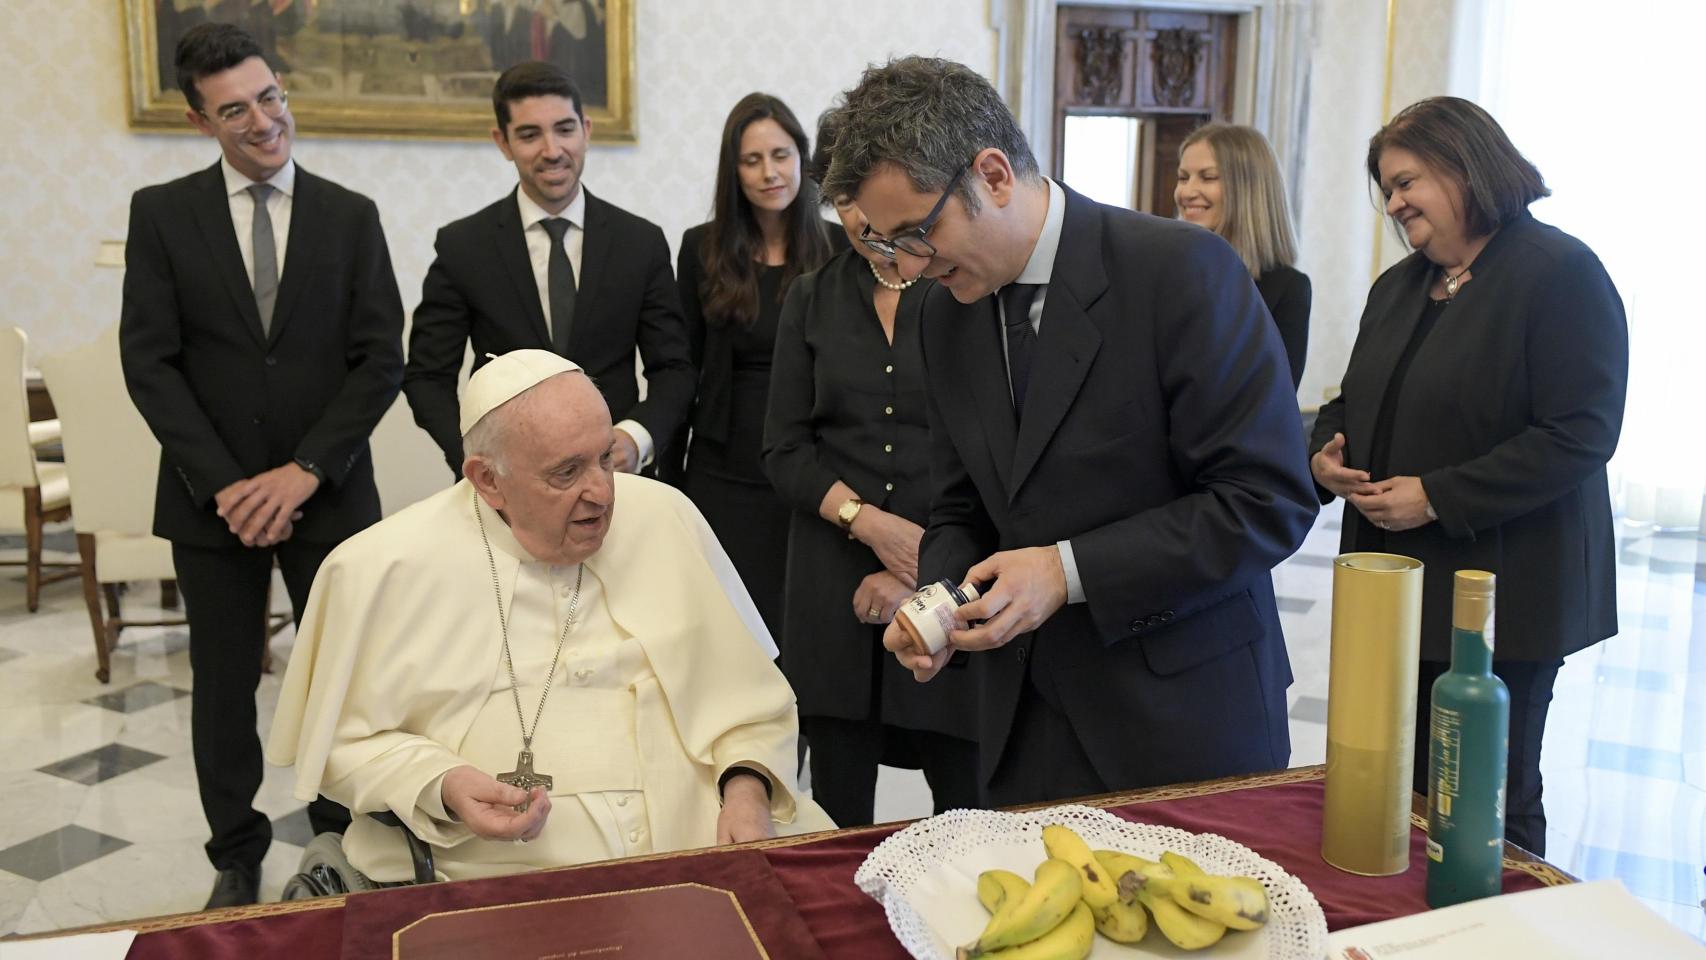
[120,23,403,907]
[403,61,692,477]
[822,58,1319,806]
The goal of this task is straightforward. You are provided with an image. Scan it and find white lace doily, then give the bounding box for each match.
[854,805,1327,960]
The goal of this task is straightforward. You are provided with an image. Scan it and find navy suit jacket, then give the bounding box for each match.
[917,183,1318,791]
[120,162,404,548]
[403,188,695,475]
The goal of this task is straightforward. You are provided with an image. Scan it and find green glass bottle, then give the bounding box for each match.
[1425,569,1509,907]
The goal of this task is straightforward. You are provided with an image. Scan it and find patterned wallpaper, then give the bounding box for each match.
[0,0,995,511]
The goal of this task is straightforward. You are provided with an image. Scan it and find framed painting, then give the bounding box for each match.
[124,0,635,142]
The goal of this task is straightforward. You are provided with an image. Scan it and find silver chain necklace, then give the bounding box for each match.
[474,490,583,811]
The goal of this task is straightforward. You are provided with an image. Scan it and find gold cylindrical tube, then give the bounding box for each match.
[1322,552,1425,876]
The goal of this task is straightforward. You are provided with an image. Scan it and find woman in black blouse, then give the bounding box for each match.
[1310,97,1627,854]
[761,120,979,828]
[1176,124,1310,388]
[669,93,834,636]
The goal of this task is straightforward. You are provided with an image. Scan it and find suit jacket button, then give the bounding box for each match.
[265,356,277,367]
[1128,619,1142,632]
[1016,647,1027,663]
[1160,610,1175,623]
[251,416,263,425]
[1147,614,1165,628]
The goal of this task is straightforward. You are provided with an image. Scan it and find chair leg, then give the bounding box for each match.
[76,534,111,684]
[23,487,42,613]
[102,583,121,620]
[161,579,179,610]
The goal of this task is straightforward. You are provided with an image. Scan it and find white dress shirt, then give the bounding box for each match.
[221,156,294,286]
[514,186,655,465]
[998,178,1086,605]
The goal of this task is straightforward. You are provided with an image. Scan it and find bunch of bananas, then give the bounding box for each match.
[959,824,1271,957]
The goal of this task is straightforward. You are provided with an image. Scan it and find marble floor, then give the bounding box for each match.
[0,503,1702,942]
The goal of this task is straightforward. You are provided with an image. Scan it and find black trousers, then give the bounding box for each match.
[173,540,351,871]
[1413,658,1563,856]
[984,677,1109,808]
[802,715,980,828]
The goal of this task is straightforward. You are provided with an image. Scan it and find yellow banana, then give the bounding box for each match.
[977,869,1031,914]
[959,858,1082,957]
[1093,849,1172,904]
[1090,896,1148,943]
[1137,885,1227,951]
[1040,824,1119,909]
[1159,850,1206,877]
[1164,874,1269,931]
[976,901,1096,960]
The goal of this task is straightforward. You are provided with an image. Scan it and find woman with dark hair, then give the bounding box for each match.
[761,114,978,827]
[1176,123,1310,389]
[1310,97,1628,854]
[669,93,835,636]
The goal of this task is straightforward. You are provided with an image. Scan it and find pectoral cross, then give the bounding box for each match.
[496,749,553,812]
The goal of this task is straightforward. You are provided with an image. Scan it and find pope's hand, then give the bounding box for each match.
[442,765,552,841]
[715,774,776,844]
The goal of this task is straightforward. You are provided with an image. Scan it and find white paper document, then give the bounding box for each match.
[1325,879,1704,958]
[0,930,137,960]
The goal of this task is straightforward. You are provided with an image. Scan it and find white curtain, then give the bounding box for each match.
[1463,0,1705,532]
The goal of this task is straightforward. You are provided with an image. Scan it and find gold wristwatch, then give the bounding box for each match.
[836,497,865,538]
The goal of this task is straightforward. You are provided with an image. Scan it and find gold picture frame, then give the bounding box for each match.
[123,0,635,143]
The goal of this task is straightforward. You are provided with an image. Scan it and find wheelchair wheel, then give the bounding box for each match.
[281,832,381,900]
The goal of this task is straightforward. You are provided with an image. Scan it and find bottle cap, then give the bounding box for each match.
[1452,569,1495,633]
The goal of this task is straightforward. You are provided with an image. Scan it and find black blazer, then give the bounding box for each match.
[1310,214,1626,661]
[762,250,975,736]
[402,188,695,474]
[120,162,404,548]
[1255,264,1311,390]
[918,184,1318,789]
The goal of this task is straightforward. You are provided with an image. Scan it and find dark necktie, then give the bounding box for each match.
[247,184,277,336]
[540,217,576,356]
[1001,282,1040,417]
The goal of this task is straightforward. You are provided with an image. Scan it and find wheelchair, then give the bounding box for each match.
[280,811,438,899]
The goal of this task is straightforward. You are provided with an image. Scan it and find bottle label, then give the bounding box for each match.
[1426,837,1443,862]
[1430,706,1462,820]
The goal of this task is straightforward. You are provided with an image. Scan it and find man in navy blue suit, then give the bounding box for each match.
[824,57,1319,806]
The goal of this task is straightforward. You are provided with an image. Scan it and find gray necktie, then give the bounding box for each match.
[540,217,576,355]
[247,184,278,336]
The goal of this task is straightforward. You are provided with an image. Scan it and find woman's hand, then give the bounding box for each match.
[853,570,915,625]
[850,507,923,584]
[1311,432,1381,499]
[1347,476,1434,532]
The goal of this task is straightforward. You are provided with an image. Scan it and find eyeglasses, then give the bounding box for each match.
[859,162,969,260]
[204,89,289,133]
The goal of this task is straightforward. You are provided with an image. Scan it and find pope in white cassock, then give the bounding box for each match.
[267,350,833,882]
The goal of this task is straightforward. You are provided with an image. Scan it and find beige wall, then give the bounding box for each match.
[1292,0,1458,409]
[0,0,995,514]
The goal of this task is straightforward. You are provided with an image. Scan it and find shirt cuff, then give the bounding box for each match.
[1057,539,1086,604]
[615,419,654,468]
[417,771,456,823]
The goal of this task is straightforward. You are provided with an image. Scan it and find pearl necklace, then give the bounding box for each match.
[868,258,917,291]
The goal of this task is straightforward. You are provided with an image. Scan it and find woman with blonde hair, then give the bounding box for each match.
[1176,123,1310,388]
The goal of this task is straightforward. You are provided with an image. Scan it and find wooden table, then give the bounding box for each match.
[9,766,1573,958]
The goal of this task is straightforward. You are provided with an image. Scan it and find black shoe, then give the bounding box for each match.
[205,864,260,909]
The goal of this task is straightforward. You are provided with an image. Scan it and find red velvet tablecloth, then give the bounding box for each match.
[100,767,1566,959]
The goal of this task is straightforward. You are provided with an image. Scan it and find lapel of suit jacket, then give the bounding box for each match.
[1344,256,1434,464]
[962,293,1009,494]
[266,165,318,347]
[1009,185,1106,500]
[188,162,267,347]
[571,189,613,356]
[494,188,552,348]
